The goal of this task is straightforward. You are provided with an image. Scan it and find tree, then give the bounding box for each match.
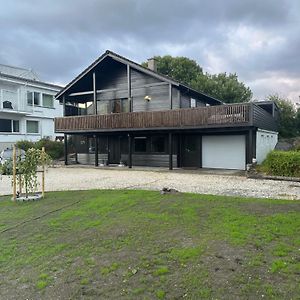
[142,55,203,87]
[267,94,297,138]
[192,72,252,103]
[142,55,252,103]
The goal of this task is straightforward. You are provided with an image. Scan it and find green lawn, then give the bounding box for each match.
[0,190,299,299]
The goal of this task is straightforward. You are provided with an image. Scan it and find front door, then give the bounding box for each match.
[108,136,121,164]
[182,135,201,168]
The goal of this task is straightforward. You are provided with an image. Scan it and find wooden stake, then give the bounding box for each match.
[18,148,22,195]
[42,147,45,198]
[12,145,17,201]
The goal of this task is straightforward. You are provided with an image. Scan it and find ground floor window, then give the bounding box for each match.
[151,136,165,153]
[26,120,39,133]
[0,118,20,133]
[134,137,147,152]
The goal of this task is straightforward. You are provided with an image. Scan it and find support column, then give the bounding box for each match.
[94,135,99,167]
[64,133,68,165]
[128,134,132,168]
[169,132,173,170]
[246,129,254,164]
[62,95,66,116]
[93,71,97,115]
[127,65,132,112]
[169,84,173,110]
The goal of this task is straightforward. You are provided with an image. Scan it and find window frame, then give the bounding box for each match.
[26,120,39,134]
[150,136,166,153]
[0,118,20,133]
[42,93,54,108]
[134,137,147,153]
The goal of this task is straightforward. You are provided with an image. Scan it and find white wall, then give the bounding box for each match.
[256,129,278,164]
[0,76,63,151]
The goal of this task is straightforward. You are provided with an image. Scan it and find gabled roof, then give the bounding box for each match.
[0,63,40,80]
[0,72,63,91]
[56,50,223,105]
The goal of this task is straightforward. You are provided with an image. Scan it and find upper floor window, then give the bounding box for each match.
[190,98,196,108]
[27,91,40,106]
[42,94,54,108]
[0,119,20,133]
[26,120,39,134]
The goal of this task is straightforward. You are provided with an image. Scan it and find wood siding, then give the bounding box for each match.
[56,103,252,133]
[252,104,278,131]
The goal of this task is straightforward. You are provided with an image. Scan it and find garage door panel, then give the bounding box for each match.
[202,135,245,170]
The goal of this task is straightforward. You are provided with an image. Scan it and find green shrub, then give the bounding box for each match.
[35,138,64,160]
[0,160,13,175]
[16,139,64,160]
[16,140,35,151]
[262,150,300,177]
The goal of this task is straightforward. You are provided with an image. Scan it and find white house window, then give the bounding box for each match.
[190,98,196,108]
[27,91,33,106]
[13,120,19,132]
[42,94,54,108]
[26,120,39,133]
[27,92,40,106]
[0,119,19,133]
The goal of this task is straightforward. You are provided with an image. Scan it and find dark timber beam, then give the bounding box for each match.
[93,71,97,115]
[94,135,98,166]
[169,132,173,170]
[68,82,168,97]
[128,134,132,168]
[169,84,173,109]
[64,134,68,165]
[246,129,254,164]
[62,95,66,116]
[127,65,132,112]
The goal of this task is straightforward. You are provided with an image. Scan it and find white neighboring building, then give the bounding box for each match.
[0,64,63,151]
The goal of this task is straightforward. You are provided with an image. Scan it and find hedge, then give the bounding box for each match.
[16,139,64,160]
[262,150,300,177]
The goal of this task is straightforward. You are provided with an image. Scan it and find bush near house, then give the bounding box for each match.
[16,139,64,160]
[34,139,64,160]
[262,150,300,177]
[15,140,35,151]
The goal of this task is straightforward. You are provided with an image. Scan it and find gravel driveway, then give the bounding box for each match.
[1,166,299,199]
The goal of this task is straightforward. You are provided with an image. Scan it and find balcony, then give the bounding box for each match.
[55,103,277,133]
[0,89,32,115]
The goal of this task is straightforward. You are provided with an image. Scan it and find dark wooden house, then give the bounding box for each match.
[55,50,278,170]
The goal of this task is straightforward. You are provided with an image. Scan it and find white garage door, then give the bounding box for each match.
[202,135,246,170]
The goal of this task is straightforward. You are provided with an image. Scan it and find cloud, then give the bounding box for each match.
[0,0,299,101]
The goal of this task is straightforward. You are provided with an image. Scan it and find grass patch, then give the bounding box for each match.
[153,266,169,276]
[169,246,203,263]
[0,190,299,299]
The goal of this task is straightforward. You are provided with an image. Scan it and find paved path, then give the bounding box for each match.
[1,166,299,199]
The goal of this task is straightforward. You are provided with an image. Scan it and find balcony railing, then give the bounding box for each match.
[55,103,258,133]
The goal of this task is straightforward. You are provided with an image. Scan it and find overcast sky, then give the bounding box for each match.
[1,0,300,102]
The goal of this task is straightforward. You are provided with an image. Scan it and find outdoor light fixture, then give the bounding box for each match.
[144,95,151,101]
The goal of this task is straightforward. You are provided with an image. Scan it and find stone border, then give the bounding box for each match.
[247,172,300,183]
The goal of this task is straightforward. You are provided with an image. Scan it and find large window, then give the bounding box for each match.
[190,98,196,108]
[151,136,165,153]
[134,137,147,152]
[42,94,54,108]
[0,119,19,133]
[97,99,130,114]
[26,120,39,133]
[27,92,40,106]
